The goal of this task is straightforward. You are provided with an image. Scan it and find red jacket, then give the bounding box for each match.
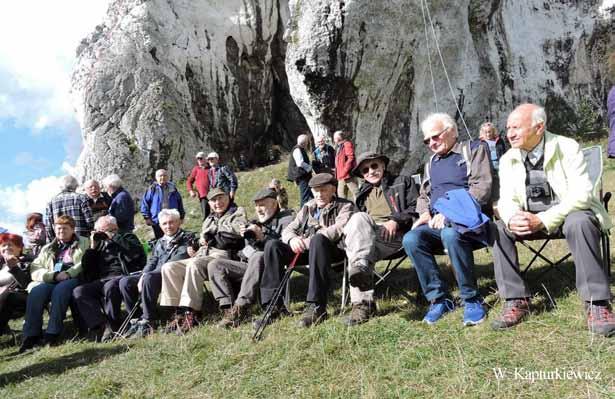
[186,165,210,198]
[335,140,356,180]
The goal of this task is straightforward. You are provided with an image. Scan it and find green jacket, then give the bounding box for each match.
[28,236,89,290]
[498,132,613,233]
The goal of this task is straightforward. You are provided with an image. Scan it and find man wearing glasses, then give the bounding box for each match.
[402,113,493,326]
[343,152,419,326]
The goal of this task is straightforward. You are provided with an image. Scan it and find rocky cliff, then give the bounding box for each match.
[71,0,615,192]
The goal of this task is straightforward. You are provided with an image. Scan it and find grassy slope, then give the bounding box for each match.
[0,151,614,399]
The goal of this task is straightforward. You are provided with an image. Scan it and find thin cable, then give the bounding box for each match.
[423,0,472,139]
[419,0,438,111]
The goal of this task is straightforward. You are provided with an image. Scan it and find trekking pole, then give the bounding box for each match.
[253,251,301,342]
[113,298,142,342]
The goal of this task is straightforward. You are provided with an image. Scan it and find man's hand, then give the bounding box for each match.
[289,237,307,253]
[246,224,264,241]
[3,255,19,269]
[189,190,197,198]
[508,211,544,236]
[137,275,144,293]
[55,272,70,282]
[199,237,208,247]
[187,246,197,258]
[380,220,399,242]
[412,212,431,229]
[428,213,446,230]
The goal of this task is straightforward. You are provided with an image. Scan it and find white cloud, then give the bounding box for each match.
[600,0,615,16]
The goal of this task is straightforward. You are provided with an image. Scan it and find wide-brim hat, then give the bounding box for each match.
[308,173,337,188]
[207,187,228,200]
[352,151,389,177]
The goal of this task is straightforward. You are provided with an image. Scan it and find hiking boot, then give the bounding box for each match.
[133,319,154,338]
[491,299,530,330]
[298,303,327,328]
[463,297,487,326]
[163,313,185,334]
[585,302,615,337]
[343,301,377,327]
[218,304,250,329]
[423,298,455,325]
[86,324,106,342]
[122,318,141,339]
[100,325,115,343]
[348,261,373,291]
[252,304,289,331]
[43,333,61,347]
[19,335,42,353]
[177,311,200,335]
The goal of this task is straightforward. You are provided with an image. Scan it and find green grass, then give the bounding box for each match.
[1,152,615,398]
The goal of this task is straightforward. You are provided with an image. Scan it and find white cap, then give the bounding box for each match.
[207,152,219,159]
[196,151,205,158]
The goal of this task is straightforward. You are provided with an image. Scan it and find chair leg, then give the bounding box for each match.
[340,259,348,313]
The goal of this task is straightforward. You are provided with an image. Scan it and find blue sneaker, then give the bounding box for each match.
[423,298,455,324]
[463,298,486,326]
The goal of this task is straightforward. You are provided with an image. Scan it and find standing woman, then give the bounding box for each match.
[608,51,615,158]
[23,212,46,259]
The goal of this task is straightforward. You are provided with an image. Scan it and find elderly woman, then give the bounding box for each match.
[0,234,31,335]
[23,212,46,259]
[608,52,615,158]
[477,121,508,171]
[19,215,88,352]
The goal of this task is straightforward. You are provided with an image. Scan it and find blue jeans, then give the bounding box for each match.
[402,225,483,302]
[23,278,80,337]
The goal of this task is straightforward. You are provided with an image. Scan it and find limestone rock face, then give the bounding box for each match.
[72,0,614,192]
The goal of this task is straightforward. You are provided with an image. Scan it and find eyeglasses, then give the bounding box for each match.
[361,162,381,175]
[423,126,449,144]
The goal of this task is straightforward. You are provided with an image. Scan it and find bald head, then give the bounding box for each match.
[297,134,309,147]
[506,103,546,151]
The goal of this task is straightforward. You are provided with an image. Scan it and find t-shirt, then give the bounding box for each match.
[365,186,391,224]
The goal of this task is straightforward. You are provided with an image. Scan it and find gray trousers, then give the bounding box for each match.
[207,252,264,307]
[344,212,404,304]
[493,210,612,302]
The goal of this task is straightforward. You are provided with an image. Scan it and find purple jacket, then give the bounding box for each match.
[608,86,615,157]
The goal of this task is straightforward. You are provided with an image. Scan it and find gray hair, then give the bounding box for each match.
[158,209,181,222]
[60,175,79,192]
[297,134,309,146]
[102,174,122,189]
[84,179,100,189]
[94,215,118,231]
[421,113,458,137]
[155,169,168,176]
[531,106,547,129]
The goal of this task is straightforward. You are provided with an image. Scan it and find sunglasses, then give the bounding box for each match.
[197,157,204,160]
[423,126,449,144]
[361,162,382,175]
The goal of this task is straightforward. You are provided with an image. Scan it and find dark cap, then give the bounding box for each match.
[352,151,389,177]
[207,188,228,200]
[308,173,337,188]
[252,188,278,202]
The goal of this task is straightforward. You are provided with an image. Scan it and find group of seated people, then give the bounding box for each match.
[0,102,613,354]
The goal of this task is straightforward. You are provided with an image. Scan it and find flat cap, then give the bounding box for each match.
[252,188,278,202]
[207,187,228,200]
[308,173,337,188]
[352,151,389,177]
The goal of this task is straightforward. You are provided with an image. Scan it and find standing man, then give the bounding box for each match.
[84,179,112,222]
[207,152,238,200]
[102,174,135,233]
[287,134,313,207]
[312,134,336,174]
[140,169,185,239]
[342,151,418,326]
[45,175,94,240]
[491,103,614,336]
[187,151,211,219]
[334,130,358,201]
[402,113,493,326]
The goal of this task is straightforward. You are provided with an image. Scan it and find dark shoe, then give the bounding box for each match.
[100,326,115,343]
[298,303,327,328]
[218,304,250,329]
[43,333,61,347]
[348,261,373,291]
[133,319,154,339]
[19,336,41,353]
[491,299,530,330]
[252,304,289,331]
[86,324,106,342]
[163,314,185,334]
[177,311,200,335]
[343,301,377,327]
[122,318,141,339]
[586,302,615,337]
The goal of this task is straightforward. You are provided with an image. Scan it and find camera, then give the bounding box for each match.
[527,183,549,199]
[188,236,201,251]
[92,231,109,242]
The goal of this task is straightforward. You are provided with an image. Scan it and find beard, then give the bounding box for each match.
[256,208,275,223]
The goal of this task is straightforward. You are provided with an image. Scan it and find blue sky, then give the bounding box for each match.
[0,0,109,232]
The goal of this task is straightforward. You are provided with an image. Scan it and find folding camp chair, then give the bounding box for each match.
[284,258,348,312]
[519,145,611,278]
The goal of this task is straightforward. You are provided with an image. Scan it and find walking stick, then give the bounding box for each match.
[113,298,142,342]
[253,251,301,341]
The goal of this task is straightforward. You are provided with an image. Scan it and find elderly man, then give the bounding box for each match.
[342,152,419,326]
[402,113,493,326]
[287,133,314,207]
[102,174,135,233]
[84,179,112,221]
[160,188,246,334]
[140,169,185,239]
[72,216,146,341]
[312,134,336,174]
[20,215,89,352]
[208,188,294,328]
[492,103,614,336]
[334,130,358,201]
[119,209,193,338]
[45,175,94,240]
[187,151,211,219]
[207,152,238,200]
[258,173,355,328]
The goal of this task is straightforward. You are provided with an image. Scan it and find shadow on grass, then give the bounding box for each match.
[0,345,129,388]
